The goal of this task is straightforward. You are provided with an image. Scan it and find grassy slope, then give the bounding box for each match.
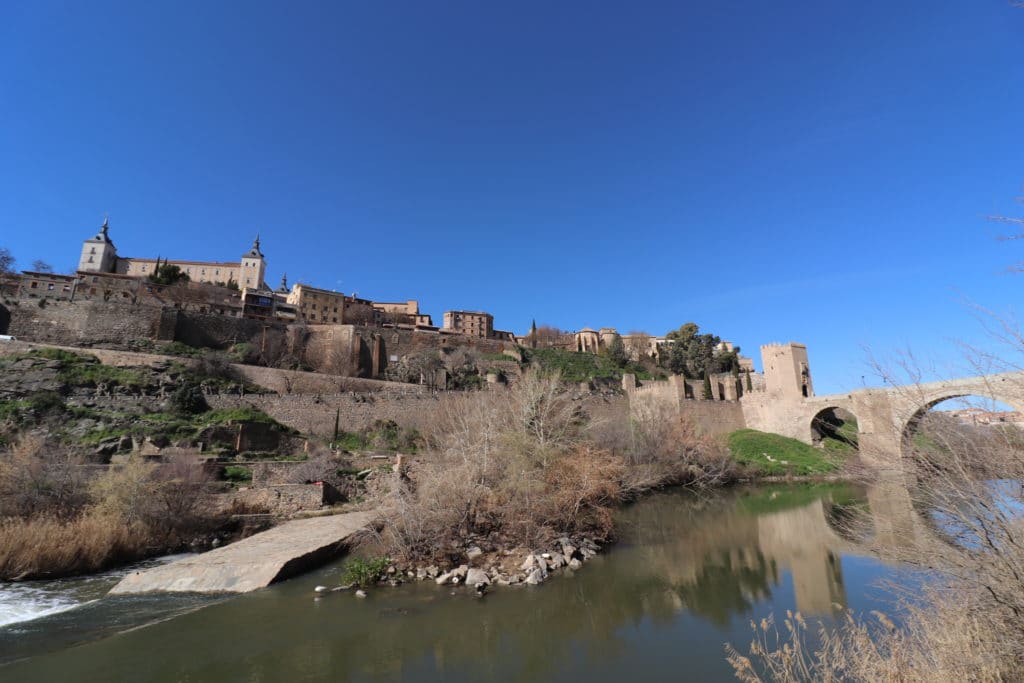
[727,429,841,476]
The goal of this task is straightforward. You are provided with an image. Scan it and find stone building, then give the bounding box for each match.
[443,310,493,338]
[78,218,268,290]
[372,300,433,327]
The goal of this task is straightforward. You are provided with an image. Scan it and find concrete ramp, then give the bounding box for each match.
[110,510,377,594]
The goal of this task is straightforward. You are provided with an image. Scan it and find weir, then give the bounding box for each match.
[109,510,377,594]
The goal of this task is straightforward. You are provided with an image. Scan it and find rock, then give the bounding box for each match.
[425,565,440,579]
[466,546,484,561]
[547,554,565,570]
[568,558,582,570]
[466,568,490,586]
[580,547,596,559]
[541,553,552,560]
[525,567,547,585]
[453,564,469,579]
[355,589,367,598]
[519,555,538,572]
[416,568,427,580]
[314,585,328,593]
[435,572,454,585]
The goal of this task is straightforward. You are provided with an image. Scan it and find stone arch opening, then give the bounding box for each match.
[810,406,859,451]
[900,393,1024,462]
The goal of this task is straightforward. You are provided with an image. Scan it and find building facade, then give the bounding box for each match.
[443,310,494,338]
[78,218,268,290]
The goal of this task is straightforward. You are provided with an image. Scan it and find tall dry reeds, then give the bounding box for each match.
[0,510,154,580]
[0,440,217,579]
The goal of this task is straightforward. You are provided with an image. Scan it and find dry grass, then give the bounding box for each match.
[0,439,220,579]
[0,510,154,580]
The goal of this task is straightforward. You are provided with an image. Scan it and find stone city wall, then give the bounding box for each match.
[221,483,337,515]
[1,298,171,348]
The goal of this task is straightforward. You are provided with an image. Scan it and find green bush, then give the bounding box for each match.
[223,465,252,484]
[169,384,209,416]
[341,556,391,588]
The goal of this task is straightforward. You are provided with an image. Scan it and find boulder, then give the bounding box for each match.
[435,572,454,585]
[568,558,582,570]
[453,564,469,579]
[465,568,490,586]
[466,546,484,561]
[525,567,547,585]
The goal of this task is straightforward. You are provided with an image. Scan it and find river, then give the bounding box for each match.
[0,482,919,682]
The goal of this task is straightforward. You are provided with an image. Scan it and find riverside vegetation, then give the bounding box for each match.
[0,344,844,584]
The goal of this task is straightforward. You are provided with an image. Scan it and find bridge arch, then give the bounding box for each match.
[897,388,1024,459]
[809,405,860,449]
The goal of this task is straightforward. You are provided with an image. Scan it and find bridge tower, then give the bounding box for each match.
[761,342,814,400]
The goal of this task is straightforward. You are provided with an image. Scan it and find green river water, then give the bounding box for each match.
[0,482,917,682]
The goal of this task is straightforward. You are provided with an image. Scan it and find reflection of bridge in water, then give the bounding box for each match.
[628,479,936,618]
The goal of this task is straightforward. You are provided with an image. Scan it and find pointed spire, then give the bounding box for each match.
[278,273,288,292]
[244,233,264,258]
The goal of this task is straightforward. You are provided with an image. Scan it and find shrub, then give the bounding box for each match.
[0,435,89,519]
[169,383,209,416]
[341,556,391,587]
[223,465,252,484]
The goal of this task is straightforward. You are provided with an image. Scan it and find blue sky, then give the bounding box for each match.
[2,1,1022,394]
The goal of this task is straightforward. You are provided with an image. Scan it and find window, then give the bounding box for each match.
[141,265,147,272]
[47,284,54,290]
[30,282,38,289]
[90,247,96,254]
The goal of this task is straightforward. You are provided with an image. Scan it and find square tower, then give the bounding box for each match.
[761,342,814,401]
[78,217,119,273]
[239,235,267,289]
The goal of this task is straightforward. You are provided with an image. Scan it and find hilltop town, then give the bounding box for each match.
[1,220,757,390]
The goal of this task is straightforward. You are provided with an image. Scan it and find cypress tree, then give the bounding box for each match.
[332,407,340,445]
[745,370,753,392]
[702,371,713,400]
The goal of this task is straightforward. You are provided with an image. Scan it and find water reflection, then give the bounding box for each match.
[1,483,911,683]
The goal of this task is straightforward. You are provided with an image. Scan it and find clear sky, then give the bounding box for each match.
[2,2,1022,394]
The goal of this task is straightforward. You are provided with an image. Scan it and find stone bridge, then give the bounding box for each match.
[629,342,1024,471]
[743,366,1024,470]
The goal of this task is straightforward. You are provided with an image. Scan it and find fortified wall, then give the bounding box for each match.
[0,295,516,382]
[624,342,815,440]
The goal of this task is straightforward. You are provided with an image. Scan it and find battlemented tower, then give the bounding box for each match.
[760,342,814,400]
